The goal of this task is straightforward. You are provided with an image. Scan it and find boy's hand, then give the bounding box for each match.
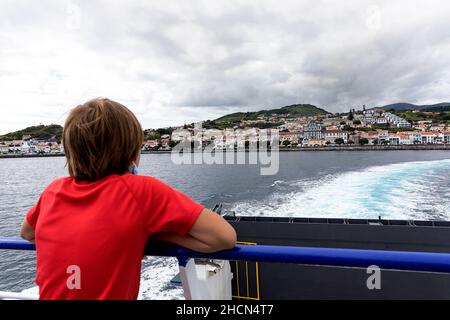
[20,217,36,243]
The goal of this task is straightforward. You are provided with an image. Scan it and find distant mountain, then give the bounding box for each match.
[0,124,63,142]
[381,102,450,112]
[215,104,330,124]
[421,105,450,112]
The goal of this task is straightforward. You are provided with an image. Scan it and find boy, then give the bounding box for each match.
[20,98,237,300]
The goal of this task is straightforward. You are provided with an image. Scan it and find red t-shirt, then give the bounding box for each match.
[26,174,204,300]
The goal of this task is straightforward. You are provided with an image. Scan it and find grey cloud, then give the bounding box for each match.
[0,0,450,133]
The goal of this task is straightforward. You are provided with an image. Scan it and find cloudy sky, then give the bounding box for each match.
[1,0,450,134]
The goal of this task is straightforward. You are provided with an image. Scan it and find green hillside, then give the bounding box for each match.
[215,104,330,124]
[382,102,450,112]
[394,111,450,124]
[422,105,450,112]
[0,124,63,142]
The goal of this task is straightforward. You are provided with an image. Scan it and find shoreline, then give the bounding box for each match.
[0,145,449,159]
[277,145,450,152]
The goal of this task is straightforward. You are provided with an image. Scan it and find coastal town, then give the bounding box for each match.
[142,105,450,151]
[0,135,62,155]
[1,105,449,155]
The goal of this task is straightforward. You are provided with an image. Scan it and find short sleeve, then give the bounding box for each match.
[135,177,204,236]
[26,195,43,229]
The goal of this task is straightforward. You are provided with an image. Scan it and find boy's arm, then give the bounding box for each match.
[20,217,36,243]
[153,208,237,253]
[153,233,225,253]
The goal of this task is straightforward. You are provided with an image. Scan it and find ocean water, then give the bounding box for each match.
[0,151,449,299]
[231,158,450,221]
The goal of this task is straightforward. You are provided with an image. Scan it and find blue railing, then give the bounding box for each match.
[2,237,450,273]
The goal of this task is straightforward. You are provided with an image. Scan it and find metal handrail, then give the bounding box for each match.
[0,291,38,300]
[3,237,450,273]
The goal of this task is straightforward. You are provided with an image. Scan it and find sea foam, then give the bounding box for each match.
[231,159,450,220]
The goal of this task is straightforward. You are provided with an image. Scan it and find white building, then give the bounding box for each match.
[421,132,438,144]
[444,132,450,144]
[383,112,412,128]
[303,123,323,140]
[408,133,422,144]
[323,130,348,143]
[376,118,388,125]
[171,130,192,142]
[20,141,31,153]
[399,134,411,145]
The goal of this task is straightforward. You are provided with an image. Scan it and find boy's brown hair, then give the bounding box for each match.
[63,98,144,181]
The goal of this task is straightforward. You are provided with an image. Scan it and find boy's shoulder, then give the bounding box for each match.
[38,177,73,197]
[120,174,158,185]
[118,174,166,200]
[119,174,168,194]
[46,176,73,190]
[43,175,165,195]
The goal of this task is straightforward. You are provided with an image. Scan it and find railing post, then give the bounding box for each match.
[177,257,233,300]
[177,257,193,300]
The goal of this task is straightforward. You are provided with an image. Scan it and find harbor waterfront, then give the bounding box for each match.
[0,151,449,299]
[1,105,449,156]
[0,144,449,159]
